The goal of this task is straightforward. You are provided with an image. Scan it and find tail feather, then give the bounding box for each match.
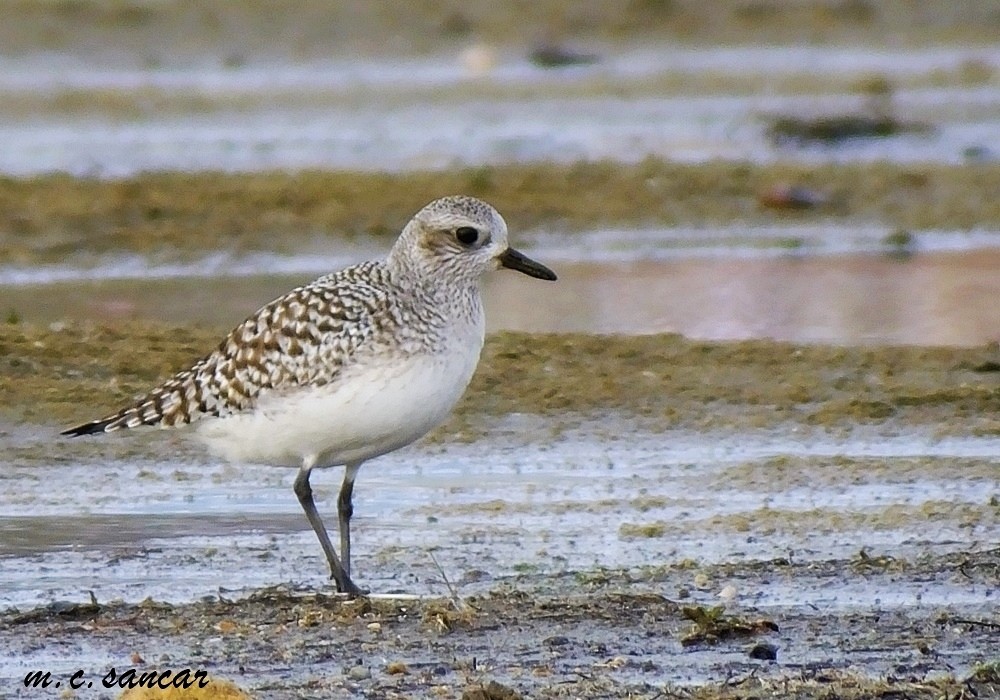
[60,362,213,438]
[61,417,118,437]
[61,401,173,437]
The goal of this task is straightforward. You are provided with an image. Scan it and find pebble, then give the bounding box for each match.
[348,665,372,681]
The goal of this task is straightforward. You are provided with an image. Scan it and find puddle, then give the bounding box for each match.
[1,423,997,610]
[4,222,1000,286]
[4,245,1000,345]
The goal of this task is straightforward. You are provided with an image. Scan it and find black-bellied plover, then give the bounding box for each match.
[63,195,557,596]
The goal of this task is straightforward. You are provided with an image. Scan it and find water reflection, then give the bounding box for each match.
[499,251,1000,344]
[4,250,999,346]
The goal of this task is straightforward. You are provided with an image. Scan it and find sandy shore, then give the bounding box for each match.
[4,566,999,700]
[2,161,999,265]
[2,0,997,62]
[2,158,1000,696]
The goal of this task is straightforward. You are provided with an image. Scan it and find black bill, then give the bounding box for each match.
[498,248,557,281]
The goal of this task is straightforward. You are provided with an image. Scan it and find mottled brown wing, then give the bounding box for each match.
[62,264,391,436]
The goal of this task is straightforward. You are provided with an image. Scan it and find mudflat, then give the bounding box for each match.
[2,323,998,698]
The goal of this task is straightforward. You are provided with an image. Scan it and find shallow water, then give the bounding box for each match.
[4,34,1000,696]
[2,421,997,611]
[5,243,1000,345]
[1,45,992,92]
[0,44,996,175]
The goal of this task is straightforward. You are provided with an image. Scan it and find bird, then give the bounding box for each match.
[62,195,557,596]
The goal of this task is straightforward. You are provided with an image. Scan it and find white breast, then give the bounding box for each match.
[195,326,484,469]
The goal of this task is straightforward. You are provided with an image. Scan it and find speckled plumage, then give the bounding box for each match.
[65,197,498,438]
[63,194,557,595]
[71,262,428,433]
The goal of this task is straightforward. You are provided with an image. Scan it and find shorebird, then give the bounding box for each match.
[63,195,557,596]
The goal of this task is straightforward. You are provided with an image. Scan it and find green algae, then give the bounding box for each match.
[2,161,999,265]
[3,323,1000,435]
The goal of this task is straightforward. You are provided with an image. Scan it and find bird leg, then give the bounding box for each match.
[293,466,364,596]
[338,463,361,579]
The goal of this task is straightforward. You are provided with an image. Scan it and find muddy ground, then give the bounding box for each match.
[4,324,1000,436]
[1,164,999,699]
[2,0,998,62]
[2,552,999,700]
[1,325,999,698]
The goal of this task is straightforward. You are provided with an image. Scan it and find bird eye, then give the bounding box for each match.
[455,226,479,245]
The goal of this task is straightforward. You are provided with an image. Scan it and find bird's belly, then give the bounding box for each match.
[196,349,479,468]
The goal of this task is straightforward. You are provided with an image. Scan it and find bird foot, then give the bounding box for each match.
[332,575,369,598]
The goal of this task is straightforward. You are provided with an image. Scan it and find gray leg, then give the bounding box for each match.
[338,463,361,579]
[293,465,364,596]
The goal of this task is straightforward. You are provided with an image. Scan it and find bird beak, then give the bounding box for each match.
[498,248,557,281]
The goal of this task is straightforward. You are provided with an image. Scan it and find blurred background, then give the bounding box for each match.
[1,0,999,344]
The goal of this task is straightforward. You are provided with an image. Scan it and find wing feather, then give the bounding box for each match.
[62,263,393,436]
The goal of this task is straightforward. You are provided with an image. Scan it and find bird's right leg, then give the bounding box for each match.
[293,465,365,597]
[337,463,361,579]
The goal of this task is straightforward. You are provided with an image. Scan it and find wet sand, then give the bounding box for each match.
[1,164,998,698]
[2,0,997,61]
[2,324,999,698]
[3,567,999,699]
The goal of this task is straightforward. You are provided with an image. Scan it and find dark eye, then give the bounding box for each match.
[455,226,479,245]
